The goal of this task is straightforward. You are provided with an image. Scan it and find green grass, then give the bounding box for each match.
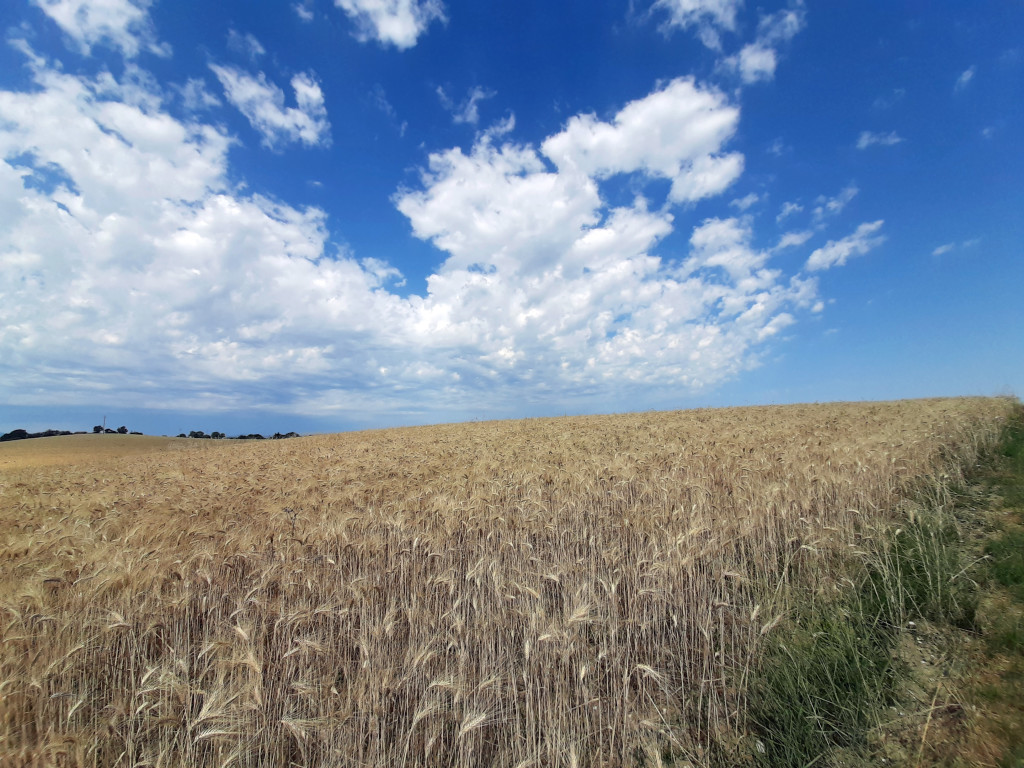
[890,516,979,629]
[747,592,899,768]
[984,412,1024,764]
[987,615,1024,654]
[744,414,1024,768]
[984,412,1024,650]
[993,416,1024,509]
[986,529,1024,603]
[737,408,1024,768]
[1000,741,1024,768]
[744,508,978,768]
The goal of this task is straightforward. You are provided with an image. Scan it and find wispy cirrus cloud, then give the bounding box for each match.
[813,184,858,222]
[293,0,314,22]
[176,78,221,111]
[774,230,813,250]
[872,87,906,110]
[856,130,904,149]
[954,65,976,92]
[806,220,885,270]
[436,85,495,125]
[729,192,760,211]
[776,201,803,222]
[227,29,266,62]
[932,238,980,256]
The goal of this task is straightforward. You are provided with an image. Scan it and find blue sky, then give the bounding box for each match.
[1,0,1021,436]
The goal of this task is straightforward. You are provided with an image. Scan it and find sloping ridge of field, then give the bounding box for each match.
[0,398,1017,767]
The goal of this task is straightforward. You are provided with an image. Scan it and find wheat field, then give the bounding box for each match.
[0,398,1015,767]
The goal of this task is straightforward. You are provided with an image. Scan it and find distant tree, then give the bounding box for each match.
[211,431,225,439]
[130,431,143,435]
[117,426,128,434]
[104,429,116,434]
[0,429,28,442]
[177,433,187,438]
[93,425,103,433]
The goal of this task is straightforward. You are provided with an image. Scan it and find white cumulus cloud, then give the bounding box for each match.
[396,138,603,276]
[720,4,806,84]
[211,65,331,148]
[541,77,744,203]
[1,42,832,420]
[334,0,446,49]
[397,130,817,393]
[31,0,168,57]
[0,54,400,412]
[651,0,742,49]
[729,44,778,83]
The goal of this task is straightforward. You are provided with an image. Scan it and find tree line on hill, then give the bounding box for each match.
[1,426,145,441]
[1,427,300,442]
[176,431,300,440]
[1,428,81,442]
